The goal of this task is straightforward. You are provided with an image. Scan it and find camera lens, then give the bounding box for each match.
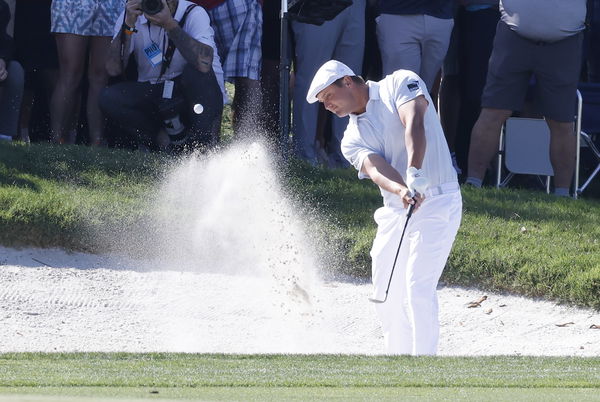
[141,0,164,15]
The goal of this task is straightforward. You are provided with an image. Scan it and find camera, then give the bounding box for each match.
[158,97,187,145]
[141,0,164,15]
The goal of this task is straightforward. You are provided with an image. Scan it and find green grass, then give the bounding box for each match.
[1,353,600,401]
[0,141,599,309]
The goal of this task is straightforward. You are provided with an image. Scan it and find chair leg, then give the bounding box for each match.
[578,164,600,194]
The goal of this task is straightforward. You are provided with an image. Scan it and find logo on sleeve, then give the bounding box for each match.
[407,81,419,92]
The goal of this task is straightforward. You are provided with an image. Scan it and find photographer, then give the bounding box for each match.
[100,0,225,150]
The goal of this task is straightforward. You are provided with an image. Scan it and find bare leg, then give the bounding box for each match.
[467,108,513,181]
[232,77,261,137]
[546,119,576,190]
[51,33,88,143]
[87,36,111,145]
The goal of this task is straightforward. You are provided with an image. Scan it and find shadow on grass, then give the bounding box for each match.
[0,141,166,189]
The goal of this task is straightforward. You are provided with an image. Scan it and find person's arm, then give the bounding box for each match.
[106,0,141,76]
[106,31,134,76]
[164,24,213,73]
[361,153,425,211]
[145,0,214,73]
[397,94,428,169]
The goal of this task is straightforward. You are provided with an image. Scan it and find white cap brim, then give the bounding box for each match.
[306,60,356,104]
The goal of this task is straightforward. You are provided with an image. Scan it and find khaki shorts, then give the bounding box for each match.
[481,21,583,122]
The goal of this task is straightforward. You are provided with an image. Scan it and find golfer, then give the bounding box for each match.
[307,60,462,355]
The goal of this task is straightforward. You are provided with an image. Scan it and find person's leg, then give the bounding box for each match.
[466,21,532,185]
[329,0,365,167]
[260,58,280,143]
[98,80,162,148]
[371,208,414,355]
[376,14,422,77]
[466,108,512,184]
[179,65,224,147]
[291,17,342,163]
[233,76,261,136]
[209,0,262,136]
[420,15,454,91]
[534,32,583,194]
[458,6,499,172]
[0,61,25,137]
[439,18,460,170]
[87,36,112,145]
[547,119,576,191]
[51,33,88,143]
[405,191,462,355]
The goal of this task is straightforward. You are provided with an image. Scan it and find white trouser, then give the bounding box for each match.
[376,14,454,90]
[371,187,462,355]
[291,0,365,163]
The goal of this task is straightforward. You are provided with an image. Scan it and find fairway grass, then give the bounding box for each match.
[1,354,600,400]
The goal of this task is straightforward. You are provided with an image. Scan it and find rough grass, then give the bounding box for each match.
[0,141,599,308]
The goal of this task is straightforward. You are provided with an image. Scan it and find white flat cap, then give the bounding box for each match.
[306,60,356,104]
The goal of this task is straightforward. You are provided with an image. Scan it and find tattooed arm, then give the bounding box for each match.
[165,23,214,73]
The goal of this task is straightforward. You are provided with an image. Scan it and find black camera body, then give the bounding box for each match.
[141,0,164,15]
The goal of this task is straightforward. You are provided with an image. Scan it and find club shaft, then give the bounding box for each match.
[372,203,415,303]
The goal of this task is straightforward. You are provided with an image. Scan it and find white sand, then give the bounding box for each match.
[1,246,598,356]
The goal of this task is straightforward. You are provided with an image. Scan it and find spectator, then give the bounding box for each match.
[376,0,454,91]
[292,0,365,167]
[465,0,587,196]
[0,0,23,141]
[14,0,57,143]
[439,0,499,175]
[101,0,224,151]
[192,0,263,137]
[50,0,124,145]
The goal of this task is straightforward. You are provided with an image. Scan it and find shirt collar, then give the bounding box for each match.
[349,80,379,120]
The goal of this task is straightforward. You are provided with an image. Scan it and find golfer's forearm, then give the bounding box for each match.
[362,154,408,193]
[106,35,130,76]
[405,122,426,169]
[166,25,213,73]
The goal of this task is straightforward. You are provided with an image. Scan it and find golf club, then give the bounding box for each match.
[368,201,415,304]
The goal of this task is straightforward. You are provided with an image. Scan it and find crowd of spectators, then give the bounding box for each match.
[0,0,599,193]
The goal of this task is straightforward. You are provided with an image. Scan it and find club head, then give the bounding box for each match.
[368,297,386,304]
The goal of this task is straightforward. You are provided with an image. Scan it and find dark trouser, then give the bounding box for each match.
[100,65,223,148]
[0,61,25,137]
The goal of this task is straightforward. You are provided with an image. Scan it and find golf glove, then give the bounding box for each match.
[406,166,430,196]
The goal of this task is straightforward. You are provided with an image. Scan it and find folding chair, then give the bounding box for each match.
[574,84,600,198]
[496,117,554,194]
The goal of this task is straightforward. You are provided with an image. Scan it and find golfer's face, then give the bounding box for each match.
[317,82,353,117]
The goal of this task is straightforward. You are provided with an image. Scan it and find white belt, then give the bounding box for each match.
[423,182,460,197]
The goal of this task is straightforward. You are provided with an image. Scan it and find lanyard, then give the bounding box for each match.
[147,23,167,84]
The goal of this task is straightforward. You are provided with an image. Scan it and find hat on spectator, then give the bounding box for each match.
[306,60,356,104]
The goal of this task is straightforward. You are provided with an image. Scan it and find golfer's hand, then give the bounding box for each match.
[398,186,425,212]
[125,0,143,27]
[145,0,177,30]
[0,59,7,82]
